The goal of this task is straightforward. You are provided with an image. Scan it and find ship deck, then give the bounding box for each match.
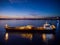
[5,28,55,34]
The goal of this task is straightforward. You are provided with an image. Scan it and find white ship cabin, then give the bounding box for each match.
[43,22,52,30]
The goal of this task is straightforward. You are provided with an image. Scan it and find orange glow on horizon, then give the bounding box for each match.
[0,15,44,18]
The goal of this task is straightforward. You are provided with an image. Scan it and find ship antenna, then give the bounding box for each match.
[46,21,48,24]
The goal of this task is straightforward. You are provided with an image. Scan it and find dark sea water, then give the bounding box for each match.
[0,20,60,45]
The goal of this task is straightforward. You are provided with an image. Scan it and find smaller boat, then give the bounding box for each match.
[5,22,56,33]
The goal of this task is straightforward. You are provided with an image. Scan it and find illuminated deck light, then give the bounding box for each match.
[19,26,25,29]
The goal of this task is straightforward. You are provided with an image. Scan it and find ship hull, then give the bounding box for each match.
[5,27,55,33]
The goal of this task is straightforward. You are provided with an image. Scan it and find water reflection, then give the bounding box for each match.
[4,32,56,45]
[5,33,8,41]
[4,32,55,41]
[42,34,46,41]
[20,33,32,40]
[56,20,59,31]
[42,33,55,43]
[4,32,33,40]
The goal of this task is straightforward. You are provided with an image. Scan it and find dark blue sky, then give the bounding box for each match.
[0,0,60,17]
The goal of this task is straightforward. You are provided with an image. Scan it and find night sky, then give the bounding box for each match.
[0,0,60,17]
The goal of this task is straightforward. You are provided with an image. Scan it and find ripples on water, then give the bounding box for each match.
[0,20,60,45]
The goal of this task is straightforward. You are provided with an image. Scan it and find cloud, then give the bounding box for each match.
[9,0,28,4]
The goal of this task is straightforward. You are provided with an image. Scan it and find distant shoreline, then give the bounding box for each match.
[0,17,60,20]
[0,18,60,20]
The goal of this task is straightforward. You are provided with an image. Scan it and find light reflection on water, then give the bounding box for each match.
[4,33,33,41]
[5,33,8,41]
[20,33,33,40]
[4,32,55,45]
[42,33,55,42]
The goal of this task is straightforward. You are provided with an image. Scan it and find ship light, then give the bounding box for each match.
[26,25,33,29]
[37,27,44,30]
[50,25,56,29]
[19,26,25,29]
